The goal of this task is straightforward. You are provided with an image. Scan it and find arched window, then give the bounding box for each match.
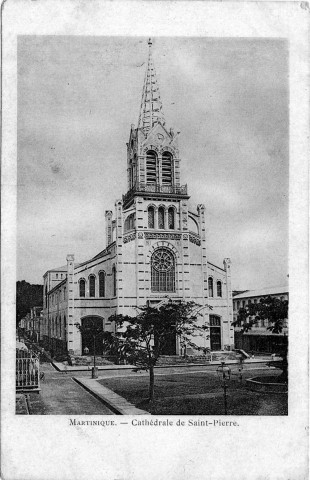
[188,216,199,234]
[162,152,173,185]
[148,206,155,229]
[129,159,134,188]
[146,151,157,184]
[151,248,175,292]
[237,300,240,309]
[209,315,221,326]
[112,266,116,296]
[168,207,175,229]
[217,281,222,297]
[208,277,214,297]
[158,206,165,229]
[124,213,135,232]
[99,271,106,297]
[79,279,85,298]
[89,275,96,297]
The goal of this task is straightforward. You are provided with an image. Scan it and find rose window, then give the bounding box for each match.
[151,248,175,292]
[152,250,173,272]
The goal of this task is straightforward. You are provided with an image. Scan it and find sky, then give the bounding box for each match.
[17,36,288,290]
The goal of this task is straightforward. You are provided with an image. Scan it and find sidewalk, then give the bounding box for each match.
[52,362,136,372]
[74,377,150,415]
[23,363,115,415]
[53,357,280,372]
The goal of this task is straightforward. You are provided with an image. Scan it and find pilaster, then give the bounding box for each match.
[198,204,209,349]
[66,254,76,354]
[134,197,147,305]
[105,210,113,247]
[223,258,234,348]
[115,200,123,312]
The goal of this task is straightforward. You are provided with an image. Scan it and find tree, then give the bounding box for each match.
[102,300,210,402]
[16,281,43,327]
[232,295,288,381]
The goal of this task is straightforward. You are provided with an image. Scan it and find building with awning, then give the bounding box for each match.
[233,286,288,354]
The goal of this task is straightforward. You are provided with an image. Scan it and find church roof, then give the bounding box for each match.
[137,38,166,135]
[48,265,68,272]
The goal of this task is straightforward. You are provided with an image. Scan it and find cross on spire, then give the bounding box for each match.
[138,38,166,135]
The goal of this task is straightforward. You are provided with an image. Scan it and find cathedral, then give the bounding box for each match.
[42,39,234,357]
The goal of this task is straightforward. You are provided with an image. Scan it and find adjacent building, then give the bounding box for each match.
[20,306,43,342]
[233,286,288,353]
[41,39,234,357]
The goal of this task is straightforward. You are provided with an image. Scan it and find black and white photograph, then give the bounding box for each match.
[2,2,309,479]
[16,35,290,417]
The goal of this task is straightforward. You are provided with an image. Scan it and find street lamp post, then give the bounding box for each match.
[217,361,231,415]
[92,334,98,378]
[236,354,244,382]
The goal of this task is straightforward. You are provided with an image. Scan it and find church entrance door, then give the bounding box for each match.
[210,327,221,351]
[209,315,222,351]
[81,316,104,356]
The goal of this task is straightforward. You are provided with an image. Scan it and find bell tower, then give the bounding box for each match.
[124,38,188,209]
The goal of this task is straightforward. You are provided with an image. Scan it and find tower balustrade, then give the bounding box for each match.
[123,182,188,206]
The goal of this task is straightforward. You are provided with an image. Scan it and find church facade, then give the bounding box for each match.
[41,40,234,357]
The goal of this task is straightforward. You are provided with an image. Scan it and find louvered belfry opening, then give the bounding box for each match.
[146,150,157,184]
[162,151,173,185]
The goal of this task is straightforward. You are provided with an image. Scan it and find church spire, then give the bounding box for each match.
[137,38,166,135]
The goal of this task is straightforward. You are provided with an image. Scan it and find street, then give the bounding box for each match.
[25,362,115,415]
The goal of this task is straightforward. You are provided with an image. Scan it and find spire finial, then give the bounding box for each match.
[137,38,165,135]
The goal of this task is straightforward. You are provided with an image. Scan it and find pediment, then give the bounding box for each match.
[141,122,179,155]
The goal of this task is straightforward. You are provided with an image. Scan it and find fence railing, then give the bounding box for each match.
[16,350,41,392]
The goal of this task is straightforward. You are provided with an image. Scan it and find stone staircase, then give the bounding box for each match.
[68,355,115,367]
[157,355,211,366]
[157,350,246,366]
